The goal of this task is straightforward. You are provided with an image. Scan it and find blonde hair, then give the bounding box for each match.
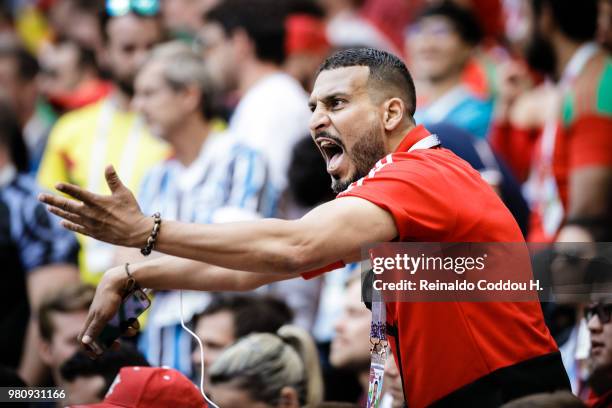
[209,325,323,407]
[146,41,214,118]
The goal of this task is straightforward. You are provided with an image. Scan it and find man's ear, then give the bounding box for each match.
[277,386,300,408]
[539,2,555,34]
[382,97,405,132]
[232,28,254,59]
[38,339,53,366]
[182,85,202,114]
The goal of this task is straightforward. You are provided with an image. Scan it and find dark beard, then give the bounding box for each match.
[331,131,386,194]
[115,76,135,98]
[525,30,558,80]
[588,363,612,395]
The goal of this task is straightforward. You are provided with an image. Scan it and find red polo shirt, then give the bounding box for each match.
[305,125,560,407]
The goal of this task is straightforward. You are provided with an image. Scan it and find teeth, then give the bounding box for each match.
[320,141,334,148]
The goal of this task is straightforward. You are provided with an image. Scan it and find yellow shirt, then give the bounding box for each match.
[38,97,170,285]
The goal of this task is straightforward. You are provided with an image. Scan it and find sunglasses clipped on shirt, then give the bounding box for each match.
[106,0,160,17]
[585,303,612,324]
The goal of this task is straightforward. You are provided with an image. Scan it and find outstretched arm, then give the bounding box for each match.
[40,165,398,274]
[39,166,397,352]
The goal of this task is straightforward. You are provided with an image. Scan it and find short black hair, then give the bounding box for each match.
[532,0,598,42]
[0,101,28,172]
[317,47,417,117]
[0,40,39,82]
[414,2,484,45]
[196,294,293,339]
[99,10,162,44]
[204,0,288,65]
[60,343,149,399]
[288,136,335,207]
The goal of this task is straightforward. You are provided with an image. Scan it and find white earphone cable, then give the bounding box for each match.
[179,289,219,408]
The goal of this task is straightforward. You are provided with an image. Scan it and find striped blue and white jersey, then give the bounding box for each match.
[136,131,276,376]
[138,131,276,222]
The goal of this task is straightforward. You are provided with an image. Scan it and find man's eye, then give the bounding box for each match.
[331,99,346,109]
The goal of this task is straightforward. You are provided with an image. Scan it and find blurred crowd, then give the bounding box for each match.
[0,0,611,406]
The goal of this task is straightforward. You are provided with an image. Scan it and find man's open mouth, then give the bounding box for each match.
[316,137,345,174]
[591,340,605,354]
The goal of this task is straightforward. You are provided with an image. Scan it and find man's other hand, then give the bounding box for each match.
[78,265,139,358]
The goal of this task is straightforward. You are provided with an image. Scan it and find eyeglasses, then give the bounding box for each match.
[106,0,160,17]
[585,303,612,324]
[406,21,455,38]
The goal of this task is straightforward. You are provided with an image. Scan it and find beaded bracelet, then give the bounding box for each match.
[140,212,161,256]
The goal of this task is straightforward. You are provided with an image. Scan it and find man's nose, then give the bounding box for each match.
[588,314,603,333]
[309,107,330,133]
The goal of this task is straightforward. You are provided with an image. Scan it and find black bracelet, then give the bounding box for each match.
[141,212,161,256]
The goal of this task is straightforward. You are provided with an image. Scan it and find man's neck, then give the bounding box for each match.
[422,71,463,103]
[167,114,210,167]
[553,34,587,80]
[238,60,281,96]
[110,88,132,111]
[358,370,370,394]
[324,0,355,19]
[387,122,416,153]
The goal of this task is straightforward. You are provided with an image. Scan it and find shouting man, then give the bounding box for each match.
[40,48,569,407]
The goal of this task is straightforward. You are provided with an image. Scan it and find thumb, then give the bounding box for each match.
[105,165,125,193]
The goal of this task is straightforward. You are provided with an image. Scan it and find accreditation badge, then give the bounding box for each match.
[366,342,387,408]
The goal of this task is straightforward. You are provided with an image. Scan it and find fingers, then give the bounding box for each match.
[105,165,126,193]
[78,312,95,345]
[81,315,106,349]
[47,205,84,225]
[124,326,139,337]
[60,220,90,236]
[55,182,100,205]
[123,317,140,337]
[38,193,83,214]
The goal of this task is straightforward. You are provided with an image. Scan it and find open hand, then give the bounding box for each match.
[38,165,151,248]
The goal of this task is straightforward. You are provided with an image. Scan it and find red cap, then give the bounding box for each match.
[70,366,208,408]
[285,14,330,56]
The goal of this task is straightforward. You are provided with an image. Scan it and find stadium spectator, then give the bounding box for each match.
[208,325,323,407]
[200,0,312,195]
[46,0,105,66]
[284,1,331,92]
[38,284,94,392]
[60,343,149,406]
[407,2,493,139]
[71,366,209,408]
[381,354,404,408]
[427,122,530,236]
[37,38,111,114]
[329,274,371,405]
[161,0,218,41]
[0,103,79,386]
[598,0,612,51]
[317,0,398,53]
[48,47,572,407]
[585,302,612,407]
[123,40,273,377]
[191,294,293,376]
[492,0,612,242]
[0,37,54,173]
[198,0,323,330]
[37,3,169,285]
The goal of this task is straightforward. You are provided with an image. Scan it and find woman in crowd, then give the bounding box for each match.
[208,325,323,408]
